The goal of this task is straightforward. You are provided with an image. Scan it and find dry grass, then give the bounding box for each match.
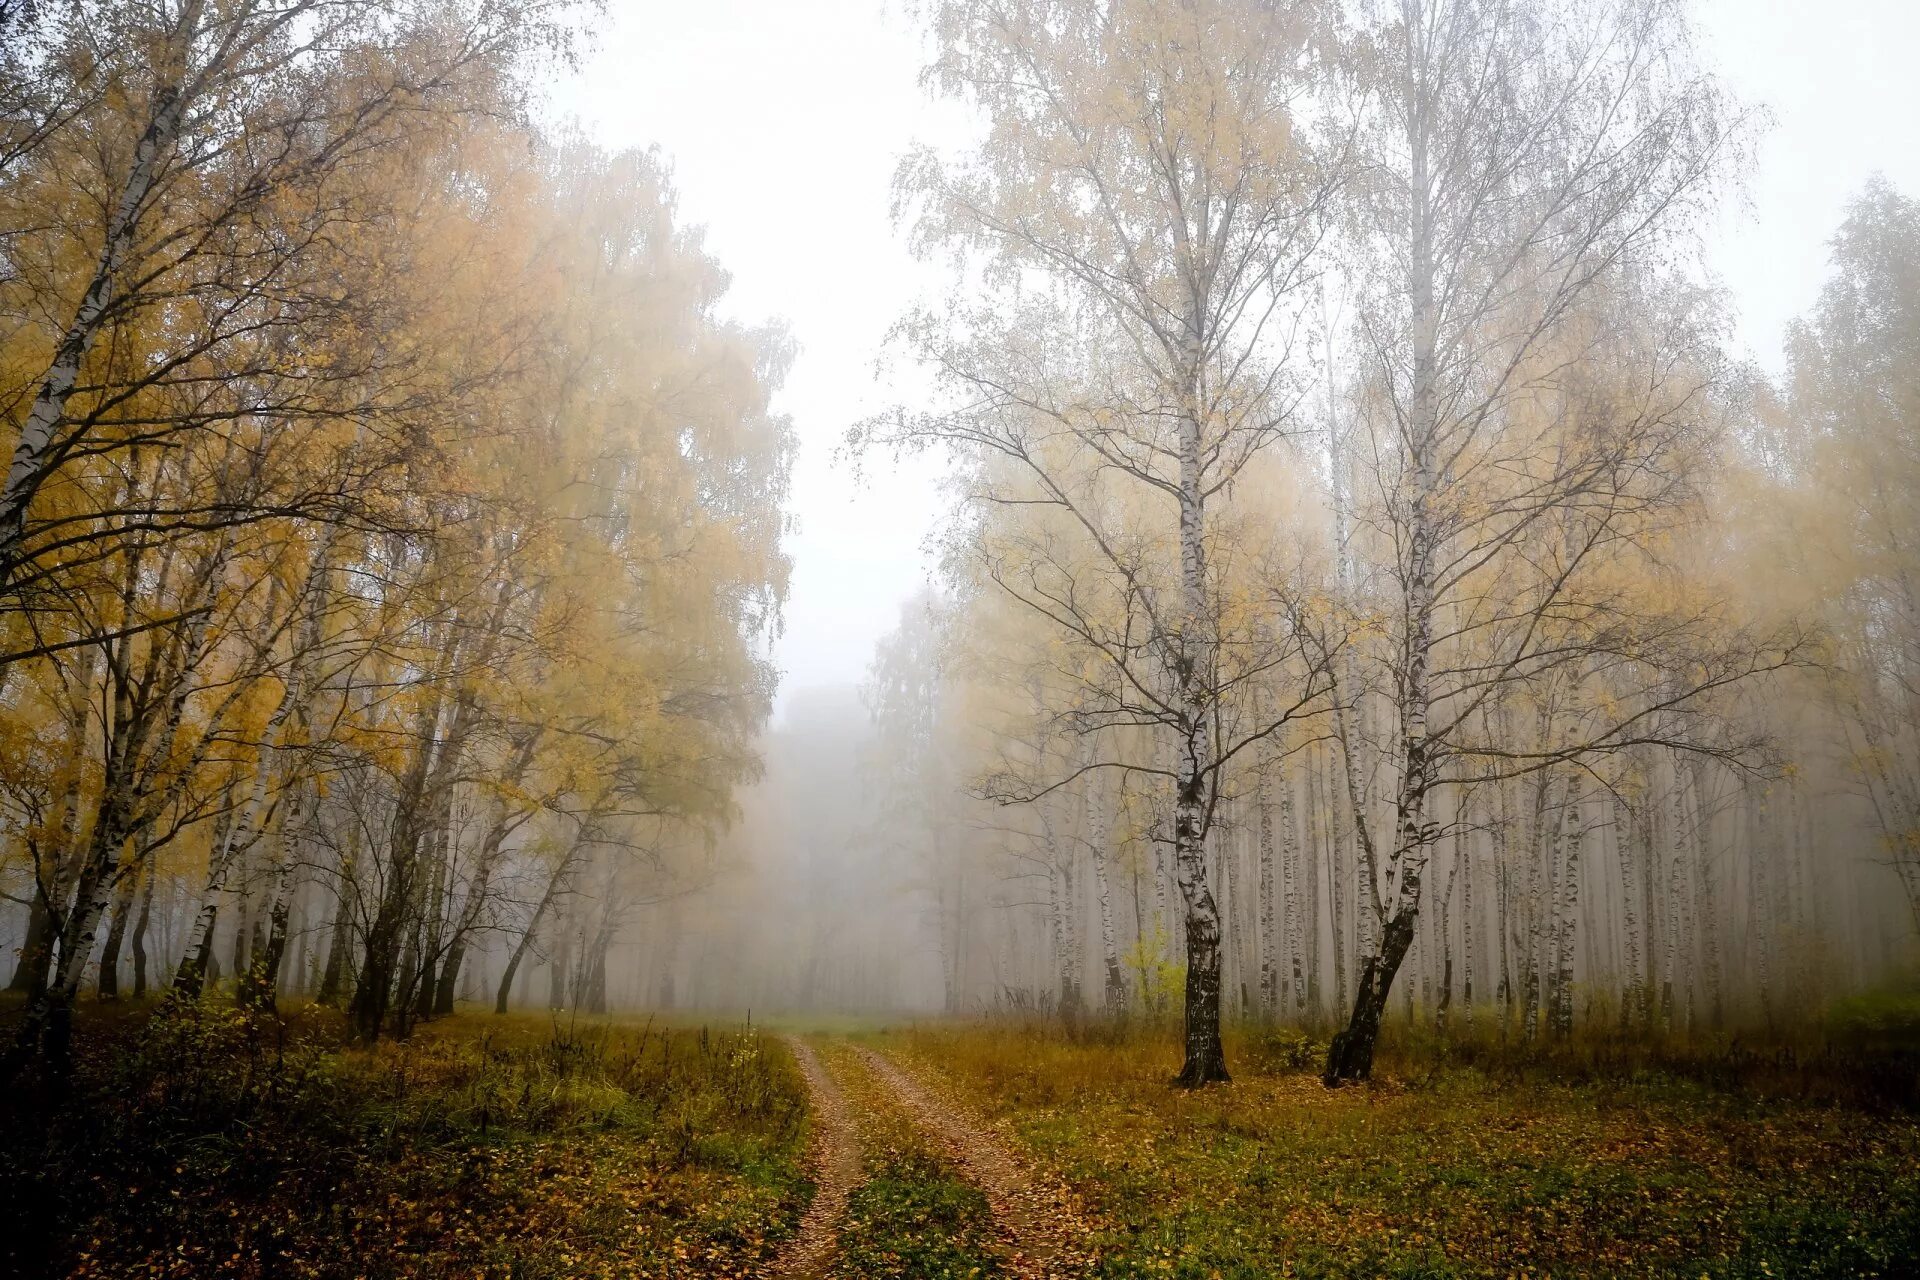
[878,1018,1920,1279]
[0,1000,811,1279]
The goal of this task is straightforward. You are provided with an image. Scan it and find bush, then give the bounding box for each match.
[1826,985,1920,1051]
[1242,1024,1319,1072]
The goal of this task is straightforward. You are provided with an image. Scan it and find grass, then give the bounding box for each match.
[0,998,810,1279]
[877,1019,1920,1280]
[11,996,1919,1278]
[815,1038,1007,1279]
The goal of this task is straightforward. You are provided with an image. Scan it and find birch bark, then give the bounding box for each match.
[0,4,201,593]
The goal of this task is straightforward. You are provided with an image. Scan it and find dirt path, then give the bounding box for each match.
[775,1037,862,1278]
[853,1045,1094,1279]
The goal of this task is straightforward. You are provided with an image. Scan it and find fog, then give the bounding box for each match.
[11,5,1920,1275]
[4,0,1920,1084]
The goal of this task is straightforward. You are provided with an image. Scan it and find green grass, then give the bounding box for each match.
[879,1020,1920,1280]
[834,1150,1005,1279]
[815,1038,1007,1279]
[0,999,811,1279]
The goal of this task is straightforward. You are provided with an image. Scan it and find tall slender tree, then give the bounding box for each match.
[878,0,1343,1086]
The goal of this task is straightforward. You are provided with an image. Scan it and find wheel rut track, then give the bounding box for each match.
[851,1044,1093,1279]
[775,1036,861,1278]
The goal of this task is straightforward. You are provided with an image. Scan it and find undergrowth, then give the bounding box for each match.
[0,1000,809,1279]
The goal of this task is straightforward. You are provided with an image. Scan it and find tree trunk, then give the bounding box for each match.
[1523,772,1555,1040]
[95,865,140,999]
[581,912,614,1016]
[1161,317,1230,1086]
[1305,749,1325,1013]
[495,926,539,1016]
[11,779,89,998]
[410,810,455,1021]
[9,480,220,1074]
[1663,764,1686,1030]
[496,855,572,1015]
[10,893,55,997]
[1256,756,1279,1016]
[245,794,308,1011]
[434,934,470,1017]
[1687,762,1724,1028]
[1325,630,1443,1084]
[350,699,446,1041]
[1174,882,1228,1086]
[432,738,539,1016]
[1218,816,1239,1018]
[230,861,254,985]
[1044,810,1082,1020]
[12,800,135,1077]
[1460,795,1475,1024]
[1438,808,1464,1030]
[129,862,156,999]
[1745,781,1773,1027]
[1329,773,1348,1016]
[1128,846,1150,1009]
[1612,792,1643,1027]
[1493,759,1515,1018]
[656,927,677,1009]
[0,40,195,604]
[174,802,241,999]
[1323,910,1417,1084]
[1151,841,1171,1014]
[317,844,357,1006]
[1324,28,1446,1087]
[1550,779,1584,1036]
[248,881,295,1009]
[1171,751,1228,1084]
[1089,787,1126,1013]
[1281,760,1305,1013]
[948,856,969,1014]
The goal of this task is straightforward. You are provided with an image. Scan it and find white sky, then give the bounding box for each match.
[555,0,1920,721]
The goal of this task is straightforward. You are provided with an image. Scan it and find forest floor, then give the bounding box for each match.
[4,1001,1919,1278]
[780,1034,1098,1278]
[872,1020,1920,1279]
[0,1001,812,1279]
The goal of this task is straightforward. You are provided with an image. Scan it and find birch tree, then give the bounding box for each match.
[1321,0,1788,1082]
[876,0,1341,1087]
[1778,178,1920,933]
[0,0,568,666]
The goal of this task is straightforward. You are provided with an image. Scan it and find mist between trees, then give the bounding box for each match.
[1,0,1917,1096]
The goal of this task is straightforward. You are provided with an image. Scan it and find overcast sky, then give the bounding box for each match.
[554,0,1920,721]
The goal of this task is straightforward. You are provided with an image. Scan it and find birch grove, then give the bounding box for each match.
[863,0,1344,1085]
[0,5,794,1071]
[0,0,1916,1107]
[818,0,1913,1085]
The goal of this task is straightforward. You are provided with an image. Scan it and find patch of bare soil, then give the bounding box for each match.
[775,1037,862,1278]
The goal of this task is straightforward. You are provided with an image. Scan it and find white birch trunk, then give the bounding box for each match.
[0,5,202,587]
[1281,759,1305,1013]
[1460,797,1475,1026]
[1664,763,1688,1030]
[1523,774,1557,1041]
[1551,778,1584,1036]
[1257,757,1279,1015]
[1614,792,1645,1027]
[1687,762,1724,1028]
